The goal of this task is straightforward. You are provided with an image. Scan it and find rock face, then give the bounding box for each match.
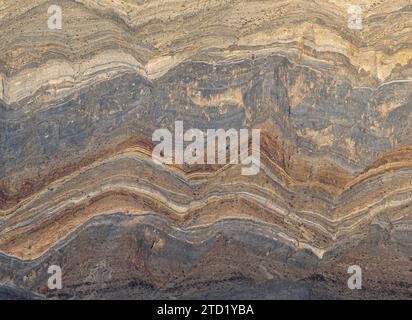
[0,0,411,299]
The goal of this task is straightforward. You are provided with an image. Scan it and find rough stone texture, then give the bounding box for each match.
[0,0,411,299]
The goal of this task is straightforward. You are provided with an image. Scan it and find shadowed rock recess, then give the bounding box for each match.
[0,0,411,300]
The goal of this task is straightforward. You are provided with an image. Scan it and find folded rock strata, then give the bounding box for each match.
[0,0,411,299]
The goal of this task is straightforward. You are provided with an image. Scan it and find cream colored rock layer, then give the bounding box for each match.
[1,0,412,103]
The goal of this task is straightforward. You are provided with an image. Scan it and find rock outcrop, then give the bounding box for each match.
[0,0,411,299]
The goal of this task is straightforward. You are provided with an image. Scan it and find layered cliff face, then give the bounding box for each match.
[0,0,411,299]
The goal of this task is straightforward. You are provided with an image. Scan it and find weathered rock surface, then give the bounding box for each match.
[0,0,411,299]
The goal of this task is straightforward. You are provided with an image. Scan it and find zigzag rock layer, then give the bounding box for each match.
[0,0,411,299]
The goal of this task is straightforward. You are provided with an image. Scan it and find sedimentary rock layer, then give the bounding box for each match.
[0,0,411,299]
